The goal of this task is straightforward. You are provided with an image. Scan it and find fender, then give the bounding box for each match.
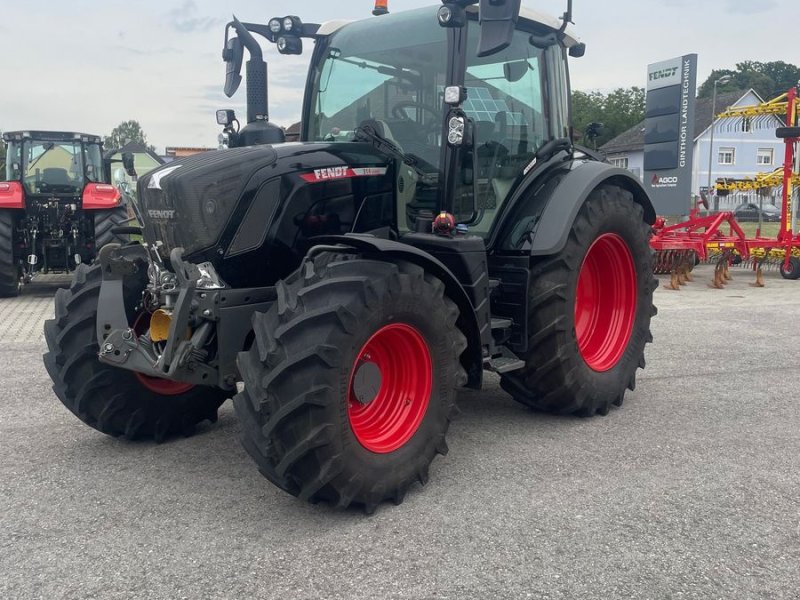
[311,233,484,389]
[494,159,656,255]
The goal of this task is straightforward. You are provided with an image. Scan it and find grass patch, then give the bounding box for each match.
[737,222,781,239]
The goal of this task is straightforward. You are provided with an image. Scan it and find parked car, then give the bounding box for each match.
[732,202,781,222]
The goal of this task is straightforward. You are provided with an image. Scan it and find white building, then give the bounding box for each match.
[601,89,786,209]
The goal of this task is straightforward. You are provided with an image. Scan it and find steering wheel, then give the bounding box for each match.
[391,101,440,124]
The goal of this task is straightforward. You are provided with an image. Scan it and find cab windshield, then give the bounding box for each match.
[308,7,448,172]
[23,140,85,194]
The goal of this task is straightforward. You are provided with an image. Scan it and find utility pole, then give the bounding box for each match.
[707,75,732,212]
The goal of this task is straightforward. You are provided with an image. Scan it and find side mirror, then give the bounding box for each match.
[569,43,586,58]
[477,0,521,58]
[223,36,244,98]
[503,60,529,83]
[776,126,800,139]
[121,152,137,178]
[114,168,126,185]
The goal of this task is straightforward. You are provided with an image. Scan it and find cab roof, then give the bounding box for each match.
[317,4,580,48]
[3,131,103,144]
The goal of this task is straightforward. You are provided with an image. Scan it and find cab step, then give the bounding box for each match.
[483,347,525,374]
[490,317,513,330]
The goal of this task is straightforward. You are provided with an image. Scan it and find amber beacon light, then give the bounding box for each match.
[372,0,389,16]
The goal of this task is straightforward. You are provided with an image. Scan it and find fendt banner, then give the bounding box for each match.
[643,54,698,215]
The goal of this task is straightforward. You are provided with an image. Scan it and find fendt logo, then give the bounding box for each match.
[649,67,679,82]
[148,209,176,220]
[651,174,679,188]
[300,166,388,183]
[313,166,349,180]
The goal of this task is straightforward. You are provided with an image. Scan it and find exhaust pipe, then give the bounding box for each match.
[223,16,285,147]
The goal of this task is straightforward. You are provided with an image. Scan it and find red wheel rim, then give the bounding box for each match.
[132,313,195,396]
[575,233,637,372]
[348,323,432,454]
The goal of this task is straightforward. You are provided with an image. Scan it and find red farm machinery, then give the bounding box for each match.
[651,86,800,287]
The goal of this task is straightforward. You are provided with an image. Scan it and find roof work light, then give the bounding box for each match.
[266,15,304,54]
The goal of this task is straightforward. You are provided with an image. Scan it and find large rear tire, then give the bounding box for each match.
[94,205,132,253]
[0,209,21,297]
[43,263,227,441]
[234,253,467,512]
[500,185,657,416]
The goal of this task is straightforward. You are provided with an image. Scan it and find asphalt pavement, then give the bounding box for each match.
[1,266,799,599]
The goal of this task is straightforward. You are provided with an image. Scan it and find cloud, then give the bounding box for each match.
[167,1,219,33]
[724,0,778,13]
[657,0,777,11]
[114,45,183,57]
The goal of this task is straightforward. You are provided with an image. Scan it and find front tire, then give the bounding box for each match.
[234,253,467,512]
[0,209,21,297]
[501,185,657,416]
[43,263,227,441]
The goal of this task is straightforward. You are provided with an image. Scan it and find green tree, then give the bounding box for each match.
[698,61,800,100]
[104,120,155,152]
[572,87,645,149]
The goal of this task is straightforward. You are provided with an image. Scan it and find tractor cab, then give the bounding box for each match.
[219,1,582,236]
[3,131,108,198]
[305,6,570,234]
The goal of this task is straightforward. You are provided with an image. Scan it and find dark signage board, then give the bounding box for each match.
[643,54,698,215]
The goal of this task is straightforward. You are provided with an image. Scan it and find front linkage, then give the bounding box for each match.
[95,243,274,392]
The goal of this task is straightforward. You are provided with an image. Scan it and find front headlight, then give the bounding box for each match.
[196,262,226,290]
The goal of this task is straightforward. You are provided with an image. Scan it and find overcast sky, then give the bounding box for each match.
[1,0,795,152]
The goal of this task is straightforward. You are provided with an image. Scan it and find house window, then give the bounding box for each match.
[718,147,735,165]
[610,157,629,169]
[741,117,752,133]
[757,148,774,166]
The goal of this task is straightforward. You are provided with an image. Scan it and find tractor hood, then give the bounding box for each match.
[137,142,394,286]
[138,145,279,259]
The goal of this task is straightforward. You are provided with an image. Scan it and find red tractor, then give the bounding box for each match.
[0,130,131,296]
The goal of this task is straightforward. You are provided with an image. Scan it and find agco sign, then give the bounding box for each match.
[643,54,699,214]
[651,174,679,189]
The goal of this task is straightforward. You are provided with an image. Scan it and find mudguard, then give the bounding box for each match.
[311,234,484,389]
[494,159,656,256]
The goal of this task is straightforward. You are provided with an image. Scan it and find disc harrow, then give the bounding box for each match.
[653,249,697,275]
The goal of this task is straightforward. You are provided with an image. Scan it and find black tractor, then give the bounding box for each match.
[44,1,657,512]
[0,130,131,296]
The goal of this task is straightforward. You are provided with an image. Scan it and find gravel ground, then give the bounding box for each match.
[1,266,798,599]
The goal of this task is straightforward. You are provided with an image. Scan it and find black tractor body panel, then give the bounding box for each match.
[491,159,656,256]
[137,142,395,288]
